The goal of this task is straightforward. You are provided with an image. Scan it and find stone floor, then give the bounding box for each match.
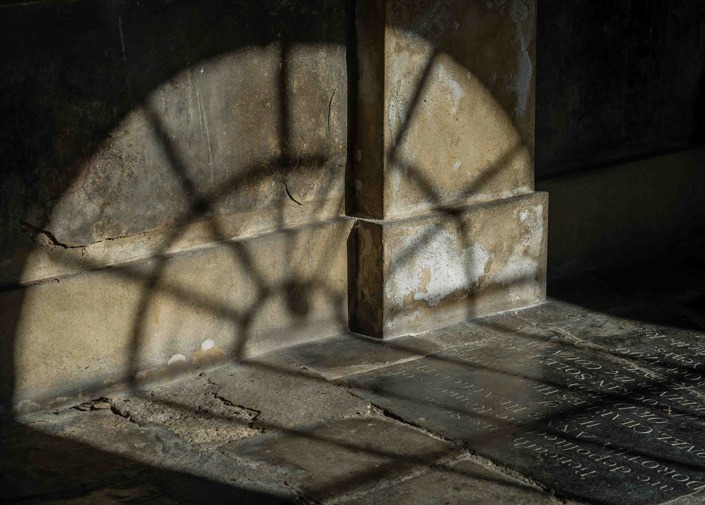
[3,250,705,504]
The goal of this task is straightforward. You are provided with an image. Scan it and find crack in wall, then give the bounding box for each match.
[18,219,143,250]
[283,182,304,205]
[327,87,337,134]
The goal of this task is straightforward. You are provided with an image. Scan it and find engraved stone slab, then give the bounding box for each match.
[222,417,460,502]
[341,457,560,505]
[280,332,440,379]
[345,332,705,504]
[519,301,705,392]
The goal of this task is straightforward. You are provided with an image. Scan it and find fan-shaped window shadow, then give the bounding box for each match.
[0,0,537,414]
[7,1,702,504]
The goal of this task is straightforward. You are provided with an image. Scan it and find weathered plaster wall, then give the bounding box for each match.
[3,220,350,409]
[350,0,545,339]
[0,0,350,411]
[1,0,546,407]
[0,0,347,286]
[354,0,536,219]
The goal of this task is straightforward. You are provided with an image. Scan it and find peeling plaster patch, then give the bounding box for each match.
[511,0,534,119]
[510,0,529,23]
[486,0,508,12]
[201,339,215,351]
[495,205,544,286]
[388,229,491,307]
[388,94,406,142]
[435,62,465,115]
[167,354,187,366]
[453,161,462,171]
[518,204,544,248]
[514,51,533,119]
[494,255,538,285]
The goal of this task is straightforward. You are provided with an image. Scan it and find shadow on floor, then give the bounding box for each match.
[548,244,705,332]
[0,424,285,504]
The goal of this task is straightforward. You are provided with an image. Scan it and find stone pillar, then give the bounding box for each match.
[349,0,547,338]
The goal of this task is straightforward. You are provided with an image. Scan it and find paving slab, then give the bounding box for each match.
[108,373,260,449]
[607,301,705,335]
[338,457,562,505]
[345,331,705,505]
[662,489,705,505]
[517,301,705,393]
[515,300,644,341]
[203,353,373,430]
[1,408,290,504]
[280,332,441,380]
[281,313,565,381]
[221,417,462,503]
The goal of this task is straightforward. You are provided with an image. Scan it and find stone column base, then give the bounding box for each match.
[349,192,547,338]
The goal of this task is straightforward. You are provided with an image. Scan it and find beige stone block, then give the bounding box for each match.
[354,0,536,219]
[2,41,347,287]
[3,219,350,407]
[31,44,347,248]
[350,192,547,338]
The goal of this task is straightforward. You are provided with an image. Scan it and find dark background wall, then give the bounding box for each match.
[0,0,348,287]
[536,0,705,179]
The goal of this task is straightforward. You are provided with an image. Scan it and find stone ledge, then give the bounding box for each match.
[0,205,347,290]
[2,219,351,409]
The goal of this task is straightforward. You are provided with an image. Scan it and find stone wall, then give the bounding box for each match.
[535,0,705,277]
[0,0,352,410]
[0,0,348,286]
[536,0,705,179]
[0,0,543,410]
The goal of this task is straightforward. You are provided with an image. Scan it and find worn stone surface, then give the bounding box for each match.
[350,193,547,338]
[354,0,536,219]
[222,417,460,502]
[6,351,550,505]
[281,332,440,380]
[515,300,644,340]
[345,329,705,504]
[6,249,705,504]
[0,0,348,286]
[1,409,290,504]
[339,457,560,505]
[203,353,372,430]
[109,378,260,449]
[3,219,350,408]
